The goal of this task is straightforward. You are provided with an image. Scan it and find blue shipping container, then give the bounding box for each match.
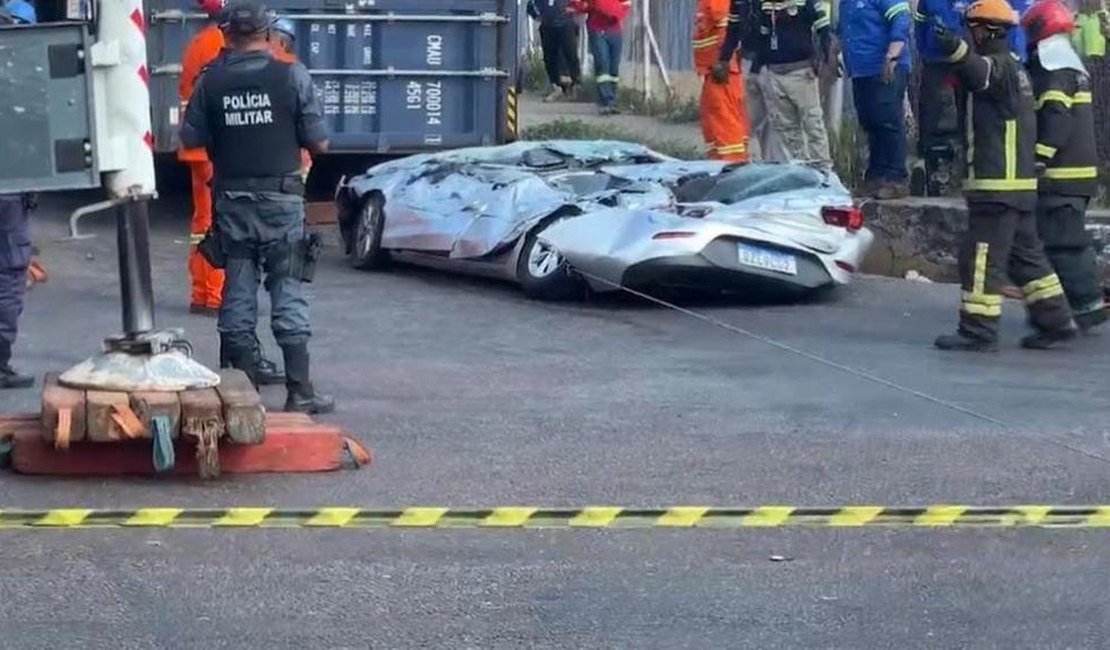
[147,0,523,155]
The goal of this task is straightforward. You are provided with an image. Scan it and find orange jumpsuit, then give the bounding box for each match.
[693,0,750,162]
[178,23,226,310]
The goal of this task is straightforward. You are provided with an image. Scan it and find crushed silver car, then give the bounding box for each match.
[335,140,874,300]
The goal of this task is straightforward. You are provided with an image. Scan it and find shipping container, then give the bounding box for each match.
[145,0,524,156]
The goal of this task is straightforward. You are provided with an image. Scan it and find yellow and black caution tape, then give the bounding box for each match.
[3,506,1110,529]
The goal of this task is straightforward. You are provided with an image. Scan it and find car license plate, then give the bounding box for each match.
[737,243,797,275]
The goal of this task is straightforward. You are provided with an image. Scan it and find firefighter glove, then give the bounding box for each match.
[709,61,730,84]
[933,25,965,58]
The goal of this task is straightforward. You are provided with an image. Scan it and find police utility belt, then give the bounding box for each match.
[212,175,305,196]
[198,226,323,284]
[196,175,321,283]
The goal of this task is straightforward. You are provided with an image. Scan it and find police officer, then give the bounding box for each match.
[0,0,38,389]
[180,0,334,413]
[1021,0,1107,331]
[933,0,1076,351]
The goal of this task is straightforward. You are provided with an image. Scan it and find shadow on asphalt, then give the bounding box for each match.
[332,255,839,312]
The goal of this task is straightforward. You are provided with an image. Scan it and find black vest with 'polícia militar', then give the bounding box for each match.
[202,57,301,183]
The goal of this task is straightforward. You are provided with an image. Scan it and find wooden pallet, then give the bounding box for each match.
[4,411,371,477]
[41,369,266,447]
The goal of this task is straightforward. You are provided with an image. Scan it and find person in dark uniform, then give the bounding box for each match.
[1021,0,1107,331]
[932,0,1076,352]
[0,194,35,389]
[0,0,38,389]
[180,0,334,413]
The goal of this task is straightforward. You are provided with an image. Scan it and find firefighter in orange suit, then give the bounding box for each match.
[694,0,751,161]
[180,0,284,383]
[179,0,227,315]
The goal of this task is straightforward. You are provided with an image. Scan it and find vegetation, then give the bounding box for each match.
[521,119,704,160]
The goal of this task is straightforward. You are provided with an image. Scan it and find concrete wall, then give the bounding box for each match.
[862,198,1110,285]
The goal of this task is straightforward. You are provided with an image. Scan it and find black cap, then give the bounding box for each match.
[224,0,274,35]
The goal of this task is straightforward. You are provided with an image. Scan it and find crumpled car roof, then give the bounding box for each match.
[367,140,673,175]
[343,141,854,261]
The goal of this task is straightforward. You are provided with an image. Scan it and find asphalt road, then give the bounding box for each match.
[1,193,1108,648]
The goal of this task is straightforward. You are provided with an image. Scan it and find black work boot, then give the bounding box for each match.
[256,355,286,385]
[1075,307,1108,333]
[253,335,285,385]
[220,335,260,387]
[934,332,999,352]
[281,343,334,414]
[1021,322,1079,350]
[0,343,33,389]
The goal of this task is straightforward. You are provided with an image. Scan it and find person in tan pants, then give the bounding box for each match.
[716,0,833,165]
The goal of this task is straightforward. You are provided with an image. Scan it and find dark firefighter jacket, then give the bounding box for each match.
[1029,58,1098,198]
[946,38,1038,211]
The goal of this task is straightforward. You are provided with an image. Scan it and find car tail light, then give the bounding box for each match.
[652,231,697,240]
[836,260,856,273]
[821,206,864,231]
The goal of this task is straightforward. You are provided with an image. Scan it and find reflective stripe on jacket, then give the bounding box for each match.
[1030,59,1098,198]
[946,39,1038,210]
[838,0,912,78]
[694,0,738,74]
[914,0,969,63]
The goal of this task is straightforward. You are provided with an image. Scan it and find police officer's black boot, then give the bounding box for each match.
[252,334,285,385]
[281,343,334,414]
[0,342,33,389]
[220,335,259,387]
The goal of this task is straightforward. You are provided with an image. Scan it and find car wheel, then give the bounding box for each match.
[517,225,583,301]
[349,193,390,271]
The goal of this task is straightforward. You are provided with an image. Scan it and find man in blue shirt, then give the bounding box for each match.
[838,0,913,198]
[1007,0,1031,62]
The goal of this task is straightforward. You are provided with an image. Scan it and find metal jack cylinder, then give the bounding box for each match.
[116,200,156,337]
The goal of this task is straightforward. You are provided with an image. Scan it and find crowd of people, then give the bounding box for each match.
[532,0,1107,348]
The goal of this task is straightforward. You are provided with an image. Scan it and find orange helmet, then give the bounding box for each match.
[965,0,1019,28]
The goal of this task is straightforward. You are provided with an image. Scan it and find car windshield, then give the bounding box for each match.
[677,164,832,205]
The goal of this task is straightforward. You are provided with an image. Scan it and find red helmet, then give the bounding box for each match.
[1021,0,1076,44]
[197,0,225,17]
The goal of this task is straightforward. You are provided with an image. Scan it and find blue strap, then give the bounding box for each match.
[151,416,175,473]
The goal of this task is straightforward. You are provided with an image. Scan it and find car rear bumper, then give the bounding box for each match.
[619,238,835,295]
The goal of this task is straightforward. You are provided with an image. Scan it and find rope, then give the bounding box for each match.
[570,268,1110,466]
